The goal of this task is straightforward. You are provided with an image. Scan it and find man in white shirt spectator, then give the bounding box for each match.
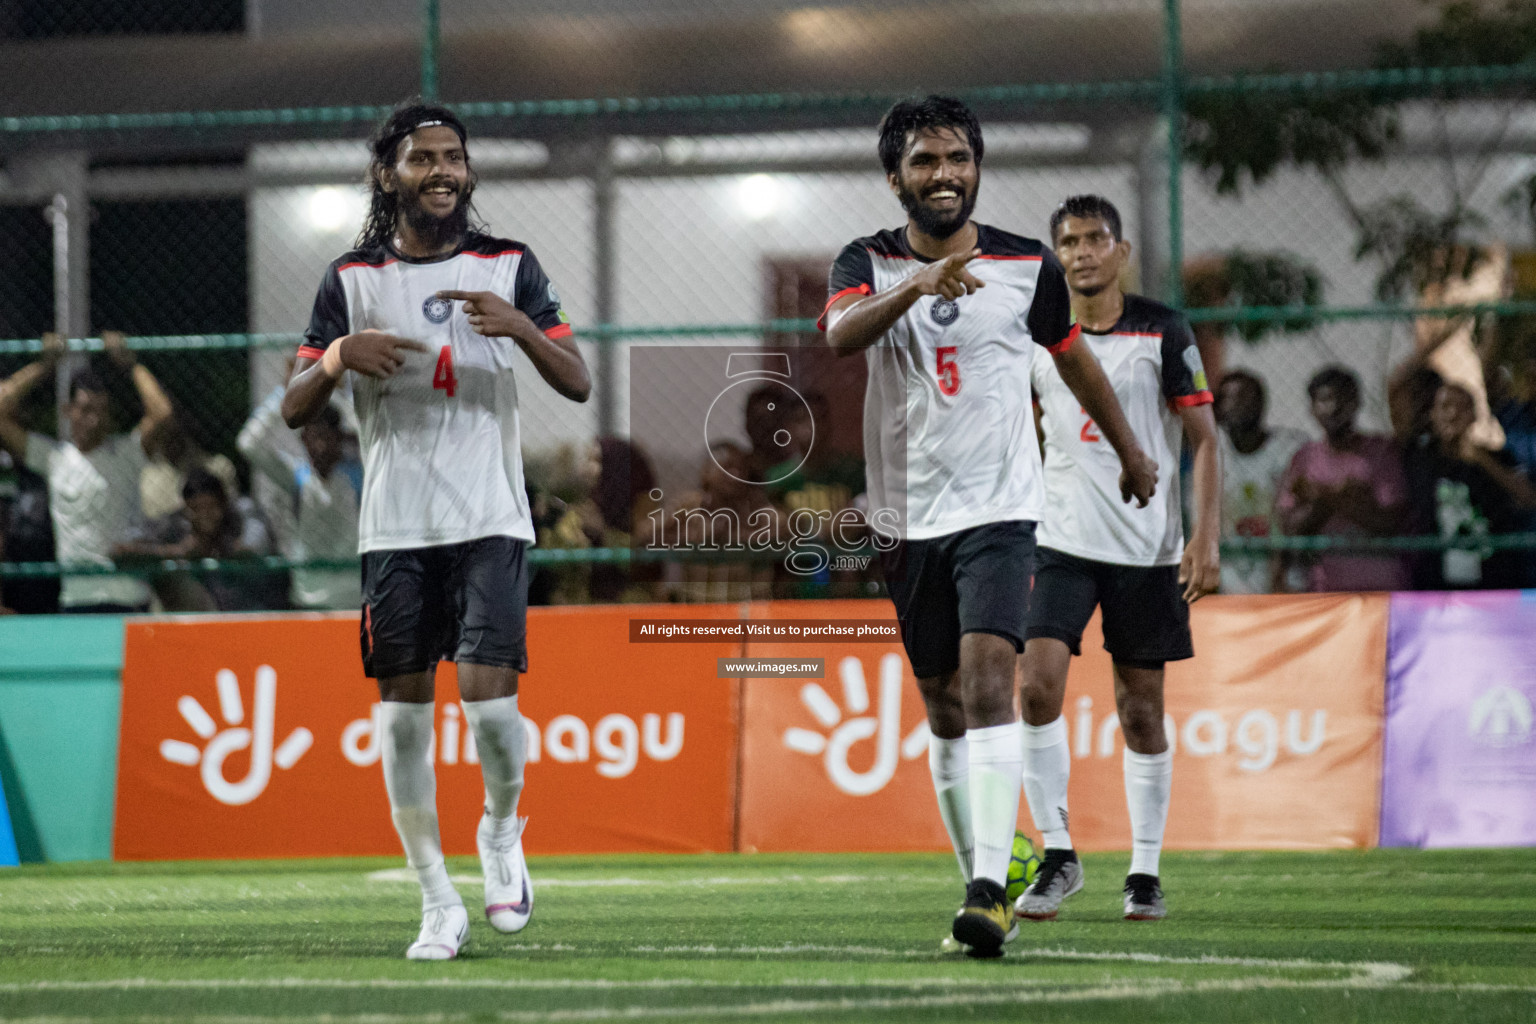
[0,332,173,613]
[1214,370,1310,593]
[238,387,361,610]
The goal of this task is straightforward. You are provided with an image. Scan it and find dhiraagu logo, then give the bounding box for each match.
[159,666,314,806]
[782,654,929,795]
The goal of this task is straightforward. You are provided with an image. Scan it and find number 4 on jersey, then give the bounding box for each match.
[433,345,458,398]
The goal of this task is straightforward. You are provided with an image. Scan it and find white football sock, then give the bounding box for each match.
[1022,717,1073,851]
[415,862,459,912]
[462,695,527,829]
[1124,747,1173,877]
[381,701,459,910]
[928,734,973,883]
[966,721,1024,889]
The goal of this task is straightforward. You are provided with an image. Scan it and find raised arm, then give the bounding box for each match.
[0,332,64,461]
[1052,340,1158,506]
[238,385,302,494]
[824,250,983,356]
[102,332,173,454]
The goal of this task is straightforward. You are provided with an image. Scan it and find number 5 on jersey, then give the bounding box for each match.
[936,346,961,396]
[434,345,458,398]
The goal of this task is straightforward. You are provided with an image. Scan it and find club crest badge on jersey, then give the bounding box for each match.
[423,296,452,324]
[1183,345,1209,391]
[931,299,960,326]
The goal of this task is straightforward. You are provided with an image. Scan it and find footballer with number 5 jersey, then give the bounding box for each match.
[1015,194,1221,926]
[281,101,591,962]
[820,96,1158,957]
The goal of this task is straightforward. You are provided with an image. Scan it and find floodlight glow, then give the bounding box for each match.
[736,174,782,221]
[308,188,352,232]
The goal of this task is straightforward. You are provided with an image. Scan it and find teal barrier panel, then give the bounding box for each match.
[0,616,124,862]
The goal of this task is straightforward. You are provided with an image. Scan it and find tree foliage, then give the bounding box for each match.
[1183,0,1536,301]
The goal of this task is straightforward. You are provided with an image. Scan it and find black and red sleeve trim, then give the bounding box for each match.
[817,283,873,330]
[1046,322,1080,355]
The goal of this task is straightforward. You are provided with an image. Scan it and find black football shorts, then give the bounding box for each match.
[878,519,1037,679]
[1025,546,1193,665]
[360,535,530,679]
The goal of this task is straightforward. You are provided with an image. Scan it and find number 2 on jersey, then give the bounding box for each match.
[1079,406,1101,443]
[936,346,961,396]
[433,345,458,398]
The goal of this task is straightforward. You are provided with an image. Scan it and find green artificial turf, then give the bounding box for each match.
[0,848,1533,1022]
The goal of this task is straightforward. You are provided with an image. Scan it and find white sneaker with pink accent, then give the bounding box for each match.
[479,814,533,933]
[406,903,468,961]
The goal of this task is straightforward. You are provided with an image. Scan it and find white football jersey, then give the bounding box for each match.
[1219,425,1310,593]
[1031,294,1212,566]
[299,232,572,553]
[820,224,1077,541]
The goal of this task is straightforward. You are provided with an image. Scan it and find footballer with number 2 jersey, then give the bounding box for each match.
[1015,194,1221,927]
[821,96,1158,957]
[281,101,591,962]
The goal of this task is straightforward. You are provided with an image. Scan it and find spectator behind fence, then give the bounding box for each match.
[1214,370,1309,593]
[0,451,60,613]
[761,390,868,597]
[238,386,361,610]
[589,437,660,603]
[1487,354,1536,477]
[1404,382,1536,590]
[116,468,276,611]
[666,441,775,603]
[1276,366,1411,592]
[0,332,172,612]
[527,442,601,605]
[141,411,240,520]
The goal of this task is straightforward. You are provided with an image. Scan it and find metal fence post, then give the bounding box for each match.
[421,0,440,102]
[1163,0,1184,309]
[12,151,90,439]
[594,139,617,439]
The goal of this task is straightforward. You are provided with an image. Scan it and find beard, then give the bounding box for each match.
[397,178,473,249]
[896,178,978,240]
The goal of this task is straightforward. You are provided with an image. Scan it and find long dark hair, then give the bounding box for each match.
[355,99,482,251]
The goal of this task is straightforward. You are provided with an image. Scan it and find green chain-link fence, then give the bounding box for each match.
[3,0,1536,610]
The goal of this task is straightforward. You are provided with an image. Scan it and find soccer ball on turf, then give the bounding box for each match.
[1005,831,1041,903]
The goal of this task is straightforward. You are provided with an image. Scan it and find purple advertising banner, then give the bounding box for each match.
[1381,591,1536,848]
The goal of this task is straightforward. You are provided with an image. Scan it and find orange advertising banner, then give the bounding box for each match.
[114,606,741,861]
[737,600,952,853]
[1063,593,1387,851]
[736,594,1388,853]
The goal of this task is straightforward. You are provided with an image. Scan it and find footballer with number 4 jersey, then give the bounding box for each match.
[1015,194,1221,928]
[281,101,591,963]
[821,97,1158,958]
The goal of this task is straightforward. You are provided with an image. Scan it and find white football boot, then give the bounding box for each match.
[479,814,534,933]
[406,903,469,961]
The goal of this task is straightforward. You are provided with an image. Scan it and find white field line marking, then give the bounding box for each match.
[619,942,1413,981]
[0,977,1075,993]
[0,946,1412,993]
[365,871,920,887]
[4,978,1535,1024]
